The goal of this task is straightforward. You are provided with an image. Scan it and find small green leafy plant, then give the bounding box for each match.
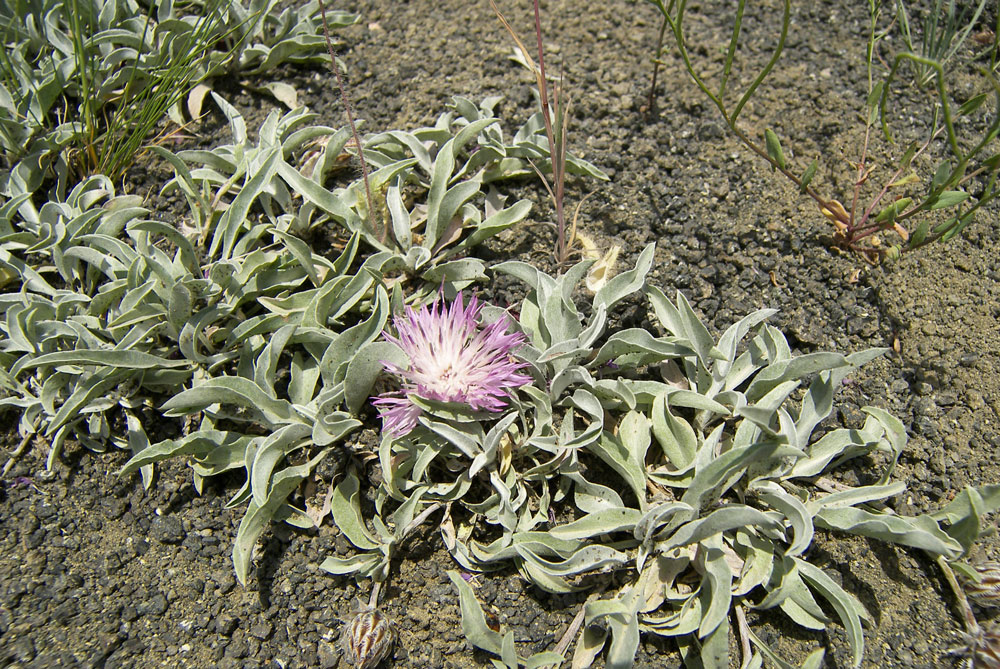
[646,0,1000,262]
[0,0,351,186]
[897,0,990,89]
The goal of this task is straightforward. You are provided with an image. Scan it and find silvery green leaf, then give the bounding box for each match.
[815,507,961,559]
[45,368,126,436]
[592,379,637,410]
[642,588,703,637]
[634,502,694,548]
[250,423,312,507]
[697,614,730,668]
[425,117,496,245]
[567,472,625,513]
[745,353,850,403]
[606,611,641,669]
[18,349,189,370]
[587,431,647,511]
[519,561,576,593]
[733,529,776,596]
[571,624,608,669]
[796,559,867,668]
[470,411,519,478]
[300,274,361,329]
[931,484,1000,525]
[755,556,827,625]
[594,243,654,312]
[277,159,360,231]
[441,189,531,258]
[128,220,199,273]
[331,470,380,551]
[524,651,565,669]
[272,228,322,287]
[577,303,608,351]
[549,508,643,541]
[805,482,905,515]
[421,417,485,460]
[191,436,250,479]
[233,450,325,584]
[319,286,390,385]
[681,441,786,512]
[755,485,814,557]
[589,329,689,368]
[861,406,906,485]
[447,570,504,656]
[646,286,716,368]
[666,389,731,415]
[254,324,296,396]
[344,340,406,415]
[786,426,879,479]
[368,130,433,172]
[931,484,1000,553]
[420,258,486,286]
[427,177,481,251]
[119,430,249,475]
[124,411,153,490]
[161,376,302,425]
[318,552,382,576]
[500,631,518,669]
[515,543,629,577]
[794,373,834,448]
[408,438,445,484]
[385,183,412,250]
[538,341,590,366]
[376,368,490,421]
[661,506,782,552]
[493,259,544,293]
[288,353,320,406]
[210,147,280,261]
[650,393,698,471]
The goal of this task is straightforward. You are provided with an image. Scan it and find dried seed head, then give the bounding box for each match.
[971,624,1000,669]
[341,607,396,669]
[964,562,1000,609]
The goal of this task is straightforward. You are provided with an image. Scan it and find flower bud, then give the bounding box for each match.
[964,561,1000,609]
[341,607,396,669]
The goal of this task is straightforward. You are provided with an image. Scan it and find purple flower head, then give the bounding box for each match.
[372,293,531,437]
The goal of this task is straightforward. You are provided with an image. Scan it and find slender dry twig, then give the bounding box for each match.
[539,581,611,669]
[938,555,981,637]
[2,432,35,477]
[491,0,572,265]
[318,0,381,243]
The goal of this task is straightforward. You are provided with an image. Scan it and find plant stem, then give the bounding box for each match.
[531,0,568,265]
[319,0,380,244]
[938,555,980,636]
[647,15,669,115]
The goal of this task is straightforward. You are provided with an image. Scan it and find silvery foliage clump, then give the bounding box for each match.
[0,92,590,584]
[0,165,391,584]
[324,244,1000,668]
[165,94,606,299]
[0,0,350,192]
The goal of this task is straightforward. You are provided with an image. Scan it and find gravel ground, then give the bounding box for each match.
[1,0,999,667]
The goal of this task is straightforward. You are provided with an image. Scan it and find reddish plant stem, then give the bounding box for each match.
[848,120,874,230]
[532,0,568,264]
